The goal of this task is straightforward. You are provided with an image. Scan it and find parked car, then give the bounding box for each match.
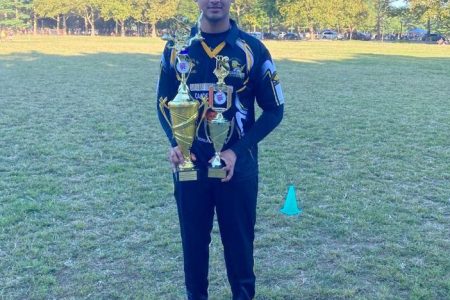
[422,33,446,42]
[278,32,286,39]
[278,32,300,40]
[321,30,337,40]
[263,32,278,40]
[283,32,300,40]
[352,31,371,41]
[249,31,262,40]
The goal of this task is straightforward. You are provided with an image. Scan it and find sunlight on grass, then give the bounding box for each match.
[265,40,450,62]
[0,36,166,56]
[2,36,450,62]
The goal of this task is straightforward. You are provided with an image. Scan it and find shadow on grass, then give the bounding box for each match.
[1,51,449,299]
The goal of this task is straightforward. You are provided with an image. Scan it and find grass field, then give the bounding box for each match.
[1,36,449,299]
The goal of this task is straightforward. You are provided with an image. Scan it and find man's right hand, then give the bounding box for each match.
[168,146,196,172]
[169,146,184,172]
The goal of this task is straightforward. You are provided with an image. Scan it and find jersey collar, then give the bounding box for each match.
[191,19,239,49]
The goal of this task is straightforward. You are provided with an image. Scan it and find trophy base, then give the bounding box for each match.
[208,168,226,179]
[177,169,198,182]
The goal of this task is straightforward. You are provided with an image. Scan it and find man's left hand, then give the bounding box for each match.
[220,149,236,182]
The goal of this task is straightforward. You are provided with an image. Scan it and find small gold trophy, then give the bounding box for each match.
[207,55,234,179]
[159,14,204,181]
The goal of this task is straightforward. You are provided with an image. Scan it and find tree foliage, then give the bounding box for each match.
[1,0,450,37]
[133,0,178,36]
[175,0,199,23]
[337,0,370,37]
[34,0,70,19]
[407,0,450,33]
[0,0,32,29]
[100,0,133,36]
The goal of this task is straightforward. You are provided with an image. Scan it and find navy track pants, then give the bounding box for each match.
[174,175,258,300]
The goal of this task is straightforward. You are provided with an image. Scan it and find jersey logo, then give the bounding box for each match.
[228,59,246,79]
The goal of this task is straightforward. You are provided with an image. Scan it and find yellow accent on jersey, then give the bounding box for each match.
[200,41,226,58]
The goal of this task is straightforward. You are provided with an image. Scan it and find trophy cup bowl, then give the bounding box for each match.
[169,97,199,169]
[207,113,230,179]
[160,83,200,181]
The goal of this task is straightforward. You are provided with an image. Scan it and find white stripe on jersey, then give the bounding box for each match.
[261,60,285,105]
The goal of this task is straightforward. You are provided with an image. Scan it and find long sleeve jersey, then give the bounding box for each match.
[157,20,284,180]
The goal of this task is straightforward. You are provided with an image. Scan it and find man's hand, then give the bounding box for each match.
[168,146,196,172]
[168,146,184,172]
[219,149,237,182]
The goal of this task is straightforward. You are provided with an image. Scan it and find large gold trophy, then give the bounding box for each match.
[207,55,234,179]
[159,14,204,181]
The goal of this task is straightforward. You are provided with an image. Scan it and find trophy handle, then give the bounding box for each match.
[187,12,204,47]
[203,121,213,144]
[158,97,172,127]
[225,117,235,144]
[196,96,210,139]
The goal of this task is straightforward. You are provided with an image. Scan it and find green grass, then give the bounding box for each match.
[1,36,449,299]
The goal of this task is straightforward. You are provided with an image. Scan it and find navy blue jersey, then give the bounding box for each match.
[157,20,284,180]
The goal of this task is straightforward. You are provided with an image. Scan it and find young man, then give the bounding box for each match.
[157,0,284,299]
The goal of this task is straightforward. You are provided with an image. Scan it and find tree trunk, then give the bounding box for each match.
[33,13,37,35]
[349,27,353,40]
[115,21,119,36]
[91,20,95,36]
[88,13,95,36]
[151,21,156,37]
[57,15,60,35]
[400,22,402,39]
[62,15,67,35]
[309,26,314,40]
[376,8,382,39]
[120,20,125,37]
[84,17,88,34]
[427,18,431,35]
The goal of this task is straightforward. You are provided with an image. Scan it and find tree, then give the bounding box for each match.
[336,0,369,38]
[233,0,270,32]
[33,0,71,34]
[408,0,450,34]
[259,0,282,32]
[71,0,101,36]
[0,0,32,29]
[442,2,450,33]
[387,6,412,37]
[371,0,395,39]
[232,0,257,27]
[175,0,198,23]
[100,0,133,37]
[278,0,329,39]
[133,0,178,37]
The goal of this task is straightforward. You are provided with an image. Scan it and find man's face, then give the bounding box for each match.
[195,0,234,23]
